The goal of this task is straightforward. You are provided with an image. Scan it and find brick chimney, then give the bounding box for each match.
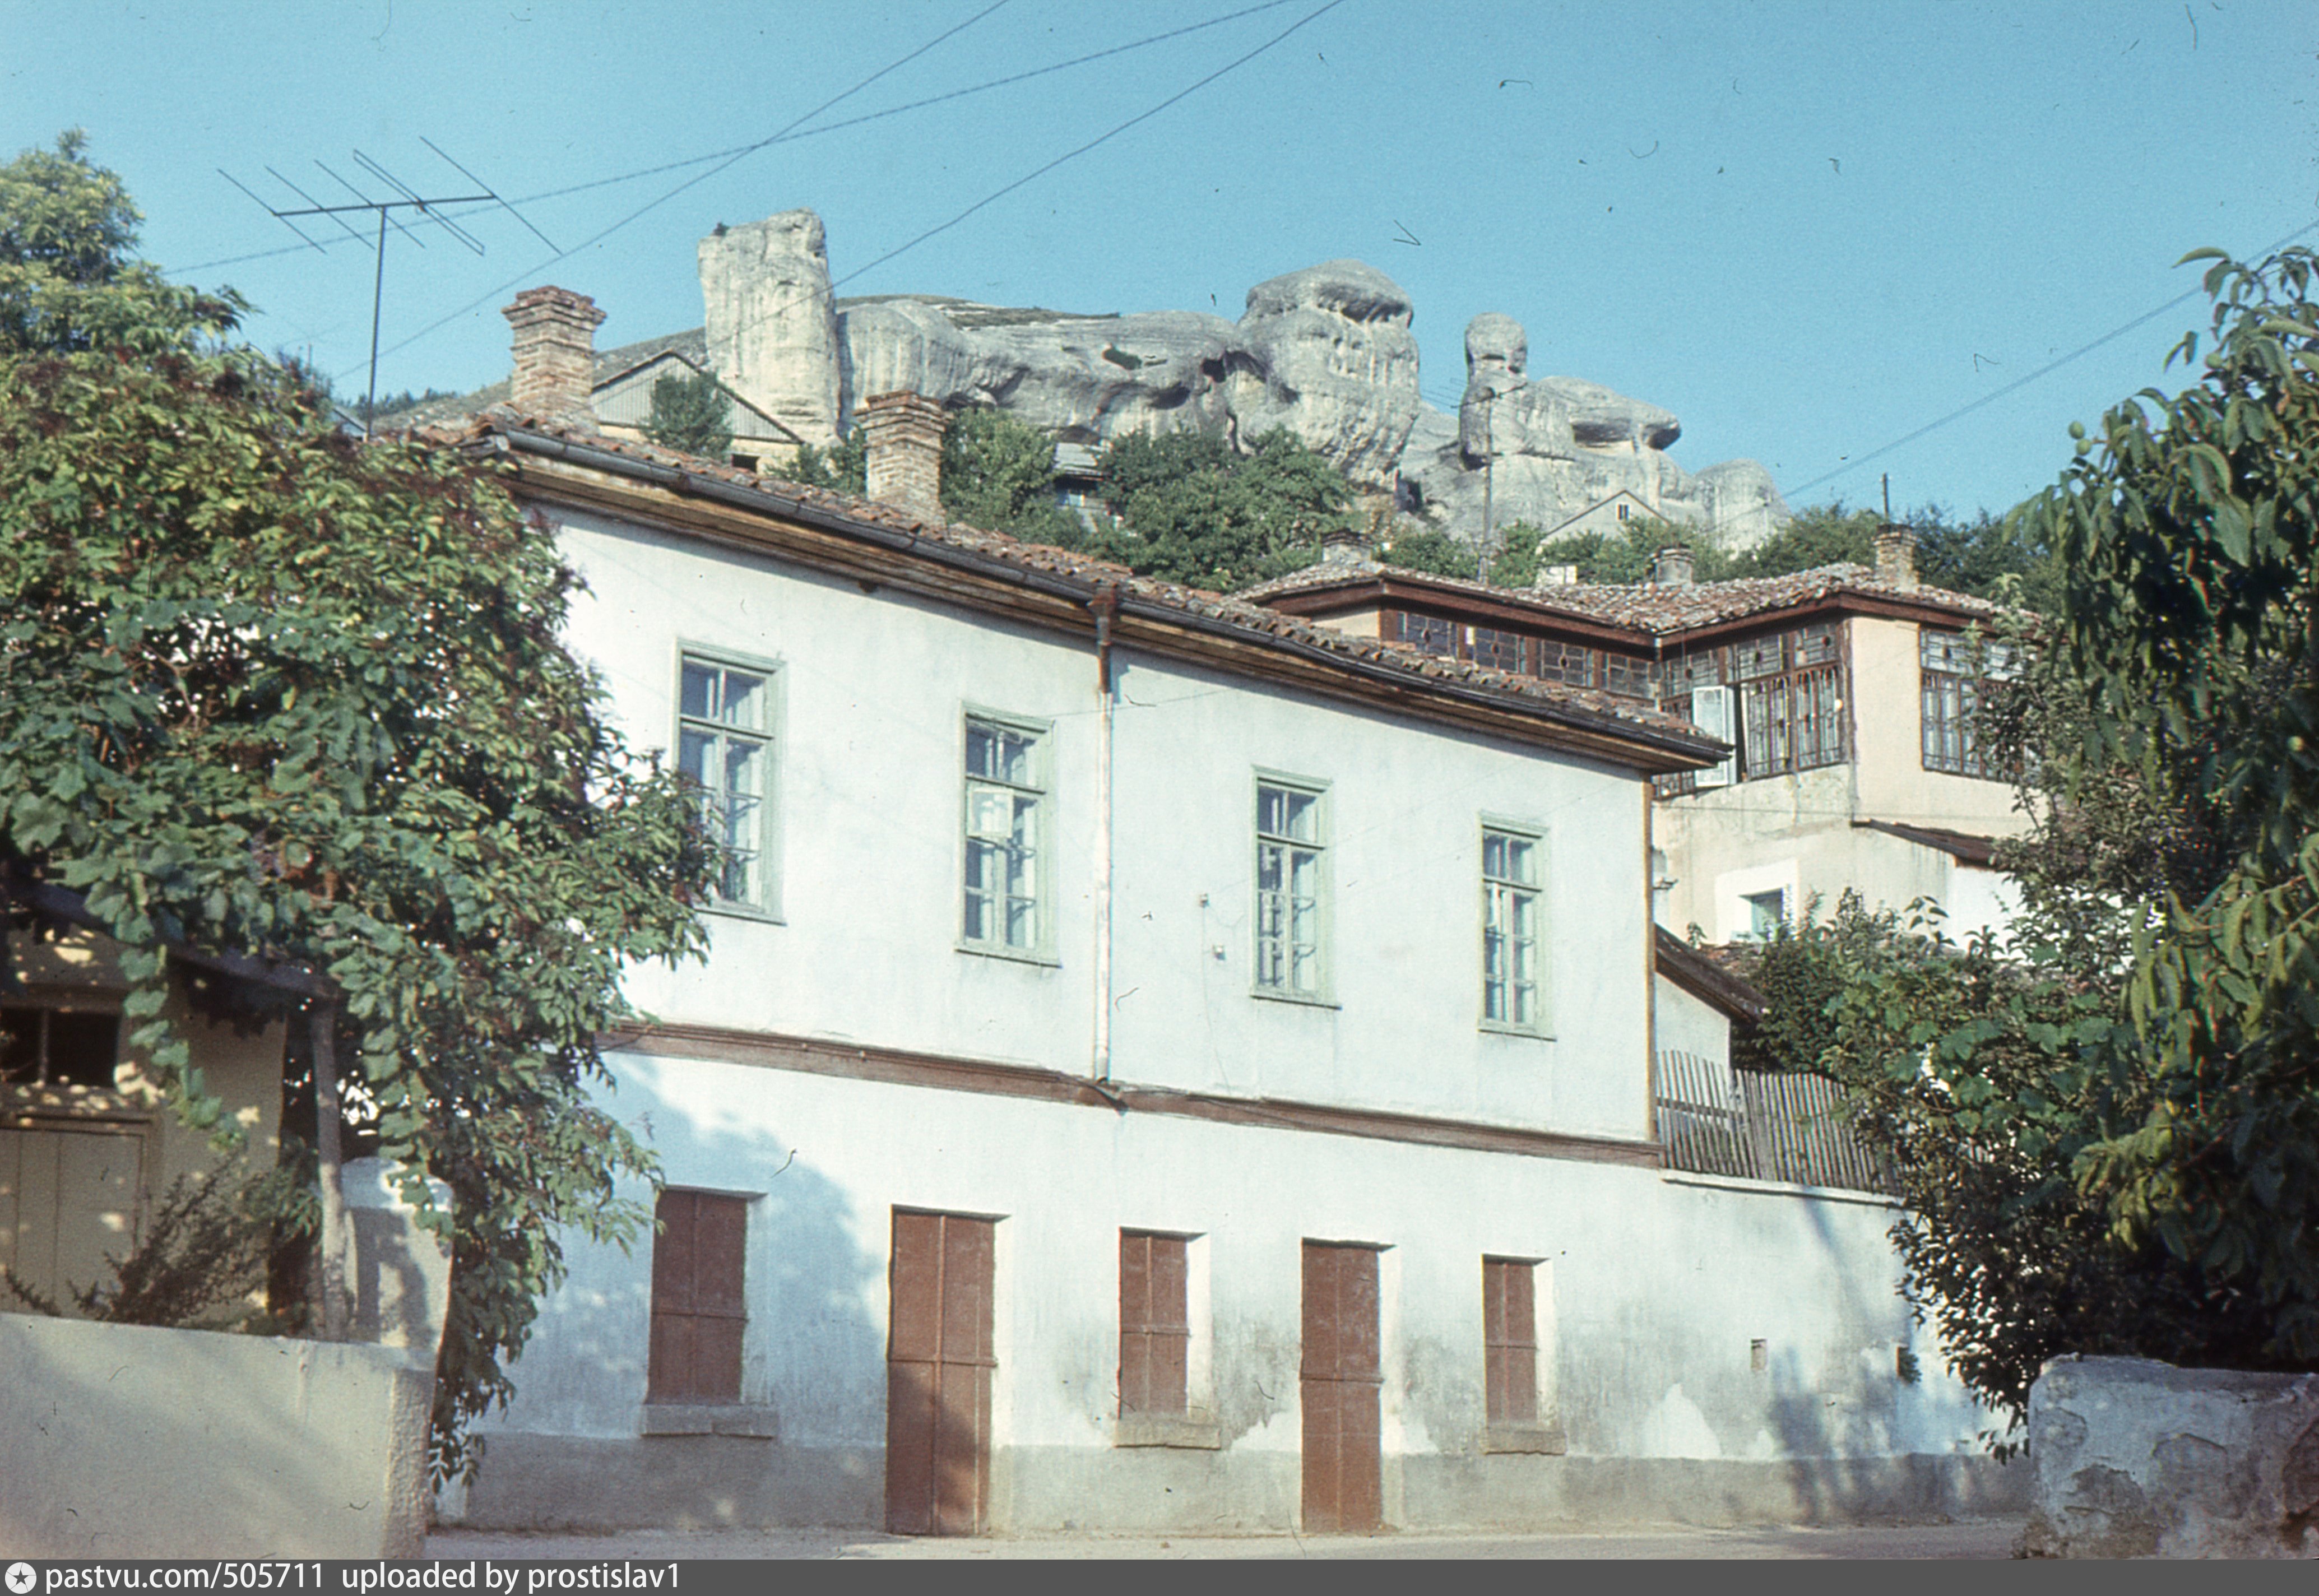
[1319,525,1370,567]
[860,391,949,521]
[1874,524,1919,591]
[502,286,605,424]
[1652,545,1695,587]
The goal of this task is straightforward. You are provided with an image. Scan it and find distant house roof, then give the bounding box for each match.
[1654,926,1766,1024]
[1853,819,2003,867]
[412,407,1725,774]
[1241,555,2001,646]
[1539,489,1658,539]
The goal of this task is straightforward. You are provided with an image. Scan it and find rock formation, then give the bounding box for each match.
[685,208,1786,545]
[699,210,843,448]
[1400,312,1785,547]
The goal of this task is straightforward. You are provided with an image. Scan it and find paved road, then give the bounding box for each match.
[430,1519,2025,1560]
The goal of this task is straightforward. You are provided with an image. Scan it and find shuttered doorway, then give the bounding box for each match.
[1301,1240,1383,1534]
[885,1209,995,1536]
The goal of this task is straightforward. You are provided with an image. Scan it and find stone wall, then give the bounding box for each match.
[2022,1354,2319,1558]
[0,1312,433,1556]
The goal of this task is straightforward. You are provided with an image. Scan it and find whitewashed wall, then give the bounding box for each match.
[556,507,1653,1141]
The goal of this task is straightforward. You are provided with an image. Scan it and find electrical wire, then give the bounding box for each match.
[333,0,1014,383]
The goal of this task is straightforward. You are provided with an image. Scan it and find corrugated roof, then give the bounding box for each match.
[410,407,1720,762]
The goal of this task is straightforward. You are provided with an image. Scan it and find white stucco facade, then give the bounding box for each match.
[447,444,2019,1533]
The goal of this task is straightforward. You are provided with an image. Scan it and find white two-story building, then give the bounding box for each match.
[424,288,2019,1537]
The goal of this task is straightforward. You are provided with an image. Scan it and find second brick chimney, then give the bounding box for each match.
[1874,524,1919,591]
[860,391,949,522]
[502,286,605,424]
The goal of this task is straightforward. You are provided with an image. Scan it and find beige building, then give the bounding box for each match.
[1245,529,2029,948]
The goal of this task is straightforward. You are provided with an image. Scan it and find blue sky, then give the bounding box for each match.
[6,0,2312,518]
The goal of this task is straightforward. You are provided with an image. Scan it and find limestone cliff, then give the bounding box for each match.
[688,208,1787,546]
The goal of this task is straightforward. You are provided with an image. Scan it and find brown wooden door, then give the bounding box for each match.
[648,1189,748,1403]
[885,1210,995,1536]
[1301,1240,1383,1534]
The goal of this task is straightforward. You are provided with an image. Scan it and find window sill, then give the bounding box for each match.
[1250,987,1339,1010]
[1112,1414,1222,1450]
[637,1403,780,1440]
[1481,1420,1566,1455]
[956,940,1061,969]
[1478,1020,1553,1041]
[703,900,785,926]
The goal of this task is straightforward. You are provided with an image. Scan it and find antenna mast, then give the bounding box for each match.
[223,145,556,437]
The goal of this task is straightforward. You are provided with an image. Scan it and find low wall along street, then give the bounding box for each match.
[2023,1354,2319,1557]
[0,1313,432,1558]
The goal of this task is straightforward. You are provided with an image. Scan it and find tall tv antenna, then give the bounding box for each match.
[222,140,556,436]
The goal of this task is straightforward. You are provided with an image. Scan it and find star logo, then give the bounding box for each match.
[6,1562,37,1595]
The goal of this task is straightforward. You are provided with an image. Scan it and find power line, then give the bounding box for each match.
[173,1,1298,279]
[694,0,1349,383]
[337,0,1015,383]
[1784,216,2319,500]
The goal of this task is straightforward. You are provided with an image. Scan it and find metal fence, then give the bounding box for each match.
[1654,1049,1889,1194]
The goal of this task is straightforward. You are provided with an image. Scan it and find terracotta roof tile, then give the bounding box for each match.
[405,410,1718,757]
[1241,555,2000,638]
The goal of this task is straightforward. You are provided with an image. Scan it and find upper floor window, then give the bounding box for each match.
[1920,629,2020,778]
[1481,827,1543,1032]
[1254,778,1328,1000]
[1733,622,1845,780]
[678,653,775,911]
[962,716,1047,956]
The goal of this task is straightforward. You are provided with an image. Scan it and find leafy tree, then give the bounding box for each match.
[643,369,734,460]
[0,136,714,1479]
[1086,428,1351,591]
[1740,248,2319,1444]
[939,405,1082,544]
[1739,899,2271,1452]
[2019,244,2319,1360]
[1534,516,1738,584]
[0,130,242,355]
[787,425,866,495]
[1721,503,1879,577]
[1374,520,1546,587]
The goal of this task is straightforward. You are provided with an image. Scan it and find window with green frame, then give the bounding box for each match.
[678,654,773,910]
[1481,827,1541,1030]
[1254,780,1327,998]
[963,716,1045,953]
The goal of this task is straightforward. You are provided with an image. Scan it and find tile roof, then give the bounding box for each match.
[407,409,1719,762]
[1240,554,2001,639]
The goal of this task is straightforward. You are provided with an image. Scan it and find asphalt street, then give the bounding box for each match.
[429,1518,2026,1560]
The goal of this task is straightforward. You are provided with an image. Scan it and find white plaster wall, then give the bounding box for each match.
[556,508,1652,1141]
[1653,976,1728,1066]
[479,1054,1993,1525]
[1847,615,2030,835]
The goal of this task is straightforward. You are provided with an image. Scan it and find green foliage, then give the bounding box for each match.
[1084,428,1350,591]
[0,1160,297,1329]
[643,369,734,460]
[1373,520,1546,587]
[0,138,715,1478]
[1740,249,2319,1441]
[1534,516,1737,584]
[0,131,242,357]
[1752,899,2276,1451]
[2016,244,2319,1359]
[939,405,1082,544]
[787,426,866,495]
[1722,503,1879,577]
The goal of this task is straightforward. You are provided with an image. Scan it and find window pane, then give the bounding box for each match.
[968,786,1013,839]
[719,670,763,730]
[680,662,716,721]
[1483,833,1506,879]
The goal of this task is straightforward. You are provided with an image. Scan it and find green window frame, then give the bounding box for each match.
[1480,824,1544,1033]
[1254,777,1329,1001]
[677,650,777,915]
[961,713,1049,958]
